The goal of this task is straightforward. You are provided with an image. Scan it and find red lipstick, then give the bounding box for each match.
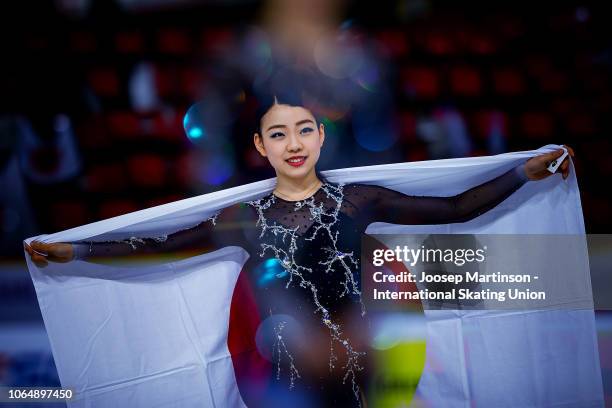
[286,156,307,167]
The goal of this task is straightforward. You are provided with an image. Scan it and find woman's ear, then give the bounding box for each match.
[254,133,267,157]
[318,123,325,147]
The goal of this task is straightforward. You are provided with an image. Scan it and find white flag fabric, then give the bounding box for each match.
[24,145,603,407]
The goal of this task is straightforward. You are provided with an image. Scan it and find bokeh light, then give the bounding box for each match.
[254,258,288,287]
[183,103,207,142]
[242,28,272,73]
[197,152,234,186]
[53,114,70,133]
[353,122,397,152]
[182,100,232,149]
[352,60,380,92]
[314,33,365,80]
[370,312,426,351]
[255,314,304,362]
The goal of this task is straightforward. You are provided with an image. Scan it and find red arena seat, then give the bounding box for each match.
[375,30,409,58]
[127,154,166,188]
[115,31,145,54]
[88,68,120,97]
[425,31,455,55]
[401,67,440,99]
[50,201,89,230]
[85,163,128,192]
[99,200,139,220]
[157,28,191,55]
[107,111,141,138]
[538,71,569,93]
[519,112,554,139]
[492,68,526,96]
[450,65,482,96]
[472,111,508,140]
[565,113,596,136]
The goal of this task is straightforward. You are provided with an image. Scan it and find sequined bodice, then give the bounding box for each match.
[241,183,367,404]
[246,183,365,311]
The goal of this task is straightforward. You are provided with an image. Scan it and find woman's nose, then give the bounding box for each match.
[287,132,302,152]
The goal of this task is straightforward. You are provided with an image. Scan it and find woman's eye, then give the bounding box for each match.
[269,132,285,139]
[300,127,314,135]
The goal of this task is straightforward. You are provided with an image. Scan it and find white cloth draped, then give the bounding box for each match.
[24,145,603,407]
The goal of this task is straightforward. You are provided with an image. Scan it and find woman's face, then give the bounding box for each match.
[254,104,325,181]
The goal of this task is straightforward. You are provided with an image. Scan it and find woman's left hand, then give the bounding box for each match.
[524,145,575,181]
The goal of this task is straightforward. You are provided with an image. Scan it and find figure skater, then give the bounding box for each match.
[25,93,574,407]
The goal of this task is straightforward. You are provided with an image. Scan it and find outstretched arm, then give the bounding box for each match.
[347,148,573,226]
[70,215,222,260]
[25,203,254,267]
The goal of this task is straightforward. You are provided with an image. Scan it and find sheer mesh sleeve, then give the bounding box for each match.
[72,202,255,260]
[344,164,529,226]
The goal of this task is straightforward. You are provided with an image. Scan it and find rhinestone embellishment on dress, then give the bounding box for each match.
[247,183,365,406]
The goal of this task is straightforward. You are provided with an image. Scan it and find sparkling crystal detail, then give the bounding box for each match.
[207,211,220,226]
[247,182,365,407]
[117,237,147,250]
[273,320,301,389]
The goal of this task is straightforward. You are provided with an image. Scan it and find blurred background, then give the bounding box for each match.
[0,0,610,406]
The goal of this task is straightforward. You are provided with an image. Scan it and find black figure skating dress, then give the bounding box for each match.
[73,164,528,407]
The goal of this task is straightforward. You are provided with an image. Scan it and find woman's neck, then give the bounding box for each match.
[274,171,322,201]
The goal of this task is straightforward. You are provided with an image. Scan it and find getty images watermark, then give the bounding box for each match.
[361,234,601,311]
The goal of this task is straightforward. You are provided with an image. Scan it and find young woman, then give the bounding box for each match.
[25,96,574,407]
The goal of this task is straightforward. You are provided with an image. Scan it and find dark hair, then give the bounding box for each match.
[252,70,322,136]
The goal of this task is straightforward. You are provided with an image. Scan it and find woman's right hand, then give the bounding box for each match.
[24,241,74,268]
